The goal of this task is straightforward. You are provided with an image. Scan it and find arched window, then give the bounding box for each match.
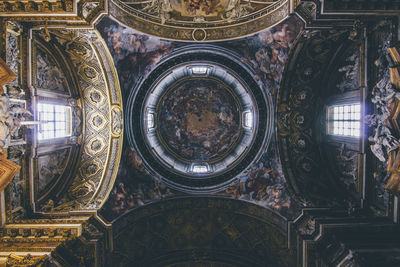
[37,103,71,140]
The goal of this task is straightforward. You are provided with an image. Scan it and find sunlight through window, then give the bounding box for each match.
[192,66,208,74]
[329,104,360,137]
[37,103,71,140]
[192,165,208,173]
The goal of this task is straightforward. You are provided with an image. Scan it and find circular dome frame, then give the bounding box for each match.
[126,46,273,193]
[144,63,256,175]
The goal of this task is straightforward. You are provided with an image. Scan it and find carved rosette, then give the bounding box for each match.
[110,0,299,41]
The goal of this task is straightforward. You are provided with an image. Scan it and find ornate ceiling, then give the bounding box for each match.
[0,1,400,266]
[30,29,124,213]
[125,50,273,193]
[110,0,300,41]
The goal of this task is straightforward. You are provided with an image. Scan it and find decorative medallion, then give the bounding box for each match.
[109,0,299,41]
[79,64,99,82]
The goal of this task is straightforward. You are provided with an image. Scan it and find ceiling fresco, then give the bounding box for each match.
[110,0,299,41]
[97,14,304,221]
[127,51,271,192]
[1,2,400,265]
[158,78,241,162]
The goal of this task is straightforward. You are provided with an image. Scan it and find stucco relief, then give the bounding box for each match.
[36,48,68,92]
[336,48,360,93]
[6,31,19,83]
[38,148,70,193]
[367,21,398,211]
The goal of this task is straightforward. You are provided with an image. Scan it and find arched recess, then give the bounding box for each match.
[107,197,294,266]
[30,35,83,208]
[28,29,123,214]
[277,28,365,206]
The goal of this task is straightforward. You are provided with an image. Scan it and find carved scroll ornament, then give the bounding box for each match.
[6,254,48,267]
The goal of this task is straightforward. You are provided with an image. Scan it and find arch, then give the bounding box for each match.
[108,197,294,266]
[29,29,124,213]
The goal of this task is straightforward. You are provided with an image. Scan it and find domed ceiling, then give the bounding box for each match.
[1,1,400,266]
[2,2,400,266]
[97,14,304,220]
[126,52,271,192]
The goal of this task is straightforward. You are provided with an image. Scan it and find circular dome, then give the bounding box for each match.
[126,48,272,193]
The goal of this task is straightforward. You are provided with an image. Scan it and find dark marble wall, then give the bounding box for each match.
[96,15,304,221]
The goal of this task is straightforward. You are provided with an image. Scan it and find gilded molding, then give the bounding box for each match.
[6,254,48,266]
[0,1,75,15]
[0,223,82,253]
[0,0,298,41]
[0,0,107,28]
[33,29,123,213]
[109,0,298,41]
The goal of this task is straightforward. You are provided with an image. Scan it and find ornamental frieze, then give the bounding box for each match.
[110,0,299,41]
[0,0,107,28]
